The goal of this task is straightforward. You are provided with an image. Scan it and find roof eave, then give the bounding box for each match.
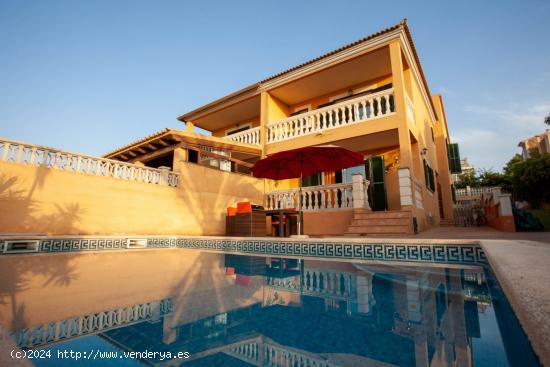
[177,83,260,123]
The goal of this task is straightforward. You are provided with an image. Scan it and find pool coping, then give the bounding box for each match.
[0,235,487,266]
[479,239,550,366]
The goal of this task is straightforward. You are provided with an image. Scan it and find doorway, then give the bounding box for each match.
[366,156,388,211]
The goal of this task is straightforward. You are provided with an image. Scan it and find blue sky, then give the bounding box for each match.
[1,0,549,171]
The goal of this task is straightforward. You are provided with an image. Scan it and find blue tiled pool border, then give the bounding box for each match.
[0,237,487,265]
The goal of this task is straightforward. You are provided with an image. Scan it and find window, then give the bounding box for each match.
[423,159,436,192]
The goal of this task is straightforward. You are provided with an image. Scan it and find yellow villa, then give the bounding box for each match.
[103,19,460,236]
[0,19,461,237]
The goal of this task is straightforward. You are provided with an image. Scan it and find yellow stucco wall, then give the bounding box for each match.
[285,75,393,114]
[211,116,261,137]
[0,161,265,236]
[303,210,354,235]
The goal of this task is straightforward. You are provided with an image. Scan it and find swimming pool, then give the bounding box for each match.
[0,245,541,366]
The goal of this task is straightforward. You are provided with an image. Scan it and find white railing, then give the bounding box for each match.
[455,186,499,198]
[266,183,353,211]
[13,299,172,349]
[0,138,179,187]
[266,268,356,300]
[264,343,341,367]
[223,126,261,145]
[225,341,260,365]
[405,92,415,125]
[266,88,395,144]
[225,340,341,367]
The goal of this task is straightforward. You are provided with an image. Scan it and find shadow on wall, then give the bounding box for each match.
[174,164,266,236]
[0,172,83,235]
[0,161,265,236]
[0,253,78,331]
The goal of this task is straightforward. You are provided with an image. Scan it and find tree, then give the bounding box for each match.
[545,114,550,126]
[478,169,512,192]
[454,171,479,189]
[507,153,550,208]
[504,154,522,176]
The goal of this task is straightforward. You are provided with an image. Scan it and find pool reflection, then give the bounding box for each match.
[0,250,537,366]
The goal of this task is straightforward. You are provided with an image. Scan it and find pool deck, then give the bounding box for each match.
[411,226,550,244]
[480,239,550,366]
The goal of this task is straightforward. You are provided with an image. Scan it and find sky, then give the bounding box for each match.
[1,0,549,171]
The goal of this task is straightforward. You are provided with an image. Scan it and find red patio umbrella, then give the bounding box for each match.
[251,145,364,235]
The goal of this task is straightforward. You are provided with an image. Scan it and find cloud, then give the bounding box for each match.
[434,86,453,96]
[463,102,550,129]
[454,100,550,171]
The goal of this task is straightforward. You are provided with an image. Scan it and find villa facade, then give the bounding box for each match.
[104,19,460,236]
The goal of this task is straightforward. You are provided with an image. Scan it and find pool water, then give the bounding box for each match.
[0,249,541,366]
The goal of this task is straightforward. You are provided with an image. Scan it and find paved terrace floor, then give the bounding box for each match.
[411,225,550,244]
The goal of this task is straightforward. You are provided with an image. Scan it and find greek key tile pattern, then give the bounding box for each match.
[0,237,487,265]
[41,238,127,252]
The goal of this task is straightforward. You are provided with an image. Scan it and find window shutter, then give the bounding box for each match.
[447,143,462,174]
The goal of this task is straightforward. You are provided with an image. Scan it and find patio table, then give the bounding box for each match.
[265,209,301,237]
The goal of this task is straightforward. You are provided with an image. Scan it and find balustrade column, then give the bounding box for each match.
[352,173,370,210]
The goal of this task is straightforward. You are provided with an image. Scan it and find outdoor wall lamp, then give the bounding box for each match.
[421,148,428,156]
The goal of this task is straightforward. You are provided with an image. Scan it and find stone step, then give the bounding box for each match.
[352,211,411,220]
[349,218,410,226]
[439,219,455,227]
[346,224,410,234]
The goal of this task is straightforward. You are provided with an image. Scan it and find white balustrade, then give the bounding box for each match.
[455,186,499,198]
[0,138,179,187]
[405,92,415,125]
[225,341,260,364]
[265,268,356,301]
[266,183,352,211]
[264,343,341,367]
[223,126,261,145]
[266,88,395,144]
[302,268,356,299]
[14,299,172,348]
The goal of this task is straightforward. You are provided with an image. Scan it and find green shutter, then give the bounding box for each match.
[429,166,435,192]
[447,143,462,174]
[422,159,430,187]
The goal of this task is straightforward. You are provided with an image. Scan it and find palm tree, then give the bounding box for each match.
[545,114,550,126]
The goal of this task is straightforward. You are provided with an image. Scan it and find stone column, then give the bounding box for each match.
[162,315,177,345]
[356,273,374,314]
[150,301,161,322]
[172,146,188,173]
[352,173,371,210]
[398,168,414,207]
[158,166,170,186]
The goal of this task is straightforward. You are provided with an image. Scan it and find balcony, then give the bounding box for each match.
[266,88,395,144]
[223,126,261,146]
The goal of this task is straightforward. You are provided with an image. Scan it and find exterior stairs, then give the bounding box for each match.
[439,219,455,227]
[345,208,413,236]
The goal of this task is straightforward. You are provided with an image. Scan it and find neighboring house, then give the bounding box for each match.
[104,19,460,235]
[518,130,550,160]
[451,157,474,184]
